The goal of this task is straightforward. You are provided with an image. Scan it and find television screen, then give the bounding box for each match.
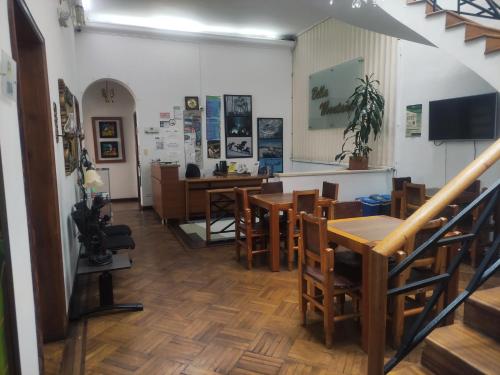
[429,93,499,141]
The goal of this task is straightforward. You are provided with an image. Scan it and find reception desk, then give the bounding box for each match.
[151,163,267,222]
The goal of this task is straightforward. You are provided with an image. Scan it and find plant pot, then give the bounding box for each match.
[348,156,368,170]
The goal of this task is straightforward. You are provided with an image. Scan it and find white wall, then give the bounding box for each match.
[83,80,138,199]
[0,0,81,372]
[76,30,293,206]
[394,40,499,188]
[276,169,392,201]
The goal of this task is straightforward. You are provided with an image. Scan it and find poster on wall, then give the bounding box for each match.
[183,110,203,168]
[309,58,364,130]
[206,96,221,159]
[92,117,126,163]
[406,104,422,137]
[258,118,283,174]
[224,95,253,158]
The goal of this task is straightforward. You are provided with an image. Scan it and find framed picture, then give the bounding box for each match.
[258,118,283,173]
[92,117,126,163]
[226,137,252,158]
[224,95,253,159]
[185,96,199,111]
[258,118,283,139]
[224,95,252,117]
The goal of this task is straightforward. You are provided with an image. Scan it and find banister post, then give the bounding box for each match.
[366,250,388,375]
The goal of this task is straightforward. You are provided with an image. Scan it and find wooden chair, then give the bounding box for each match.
[389,217,459,348]
[391,177,412,218]
[234,188,269,270]
[298,212,361,348]
[261,181,283,194]
[321,182,339,218]
[330,201,363,280]
[401,182,426,219]
[287,190,319,271]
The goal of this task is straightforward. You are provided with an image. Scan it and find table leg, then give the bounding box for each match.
[361,251,369,352]
[269,206,280,272]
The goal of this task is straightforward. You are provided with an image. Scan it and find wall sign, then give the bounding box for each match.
[406,104,422,137]
[206,96,221,159]
[92,117,126,163]
[184,110,203,168]
[309,58,364,130]
[258,118,283,174]
[0,50,16,102]
[224,95,253,158]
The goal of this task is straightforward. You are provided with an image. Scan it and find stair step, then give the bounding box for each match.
[464,286,500,340]
[485,35,500,55]
[422,323,500,375]
[445,12,469,29]
[389,363,434,375]
[465,23,500,42]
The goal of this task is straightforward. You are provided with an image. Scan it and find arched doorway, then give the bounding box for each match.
[82,79,140,205]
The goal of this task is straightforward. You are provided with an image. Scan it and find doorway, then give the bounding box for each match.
[8,0,68,352]
[82,79,140,204]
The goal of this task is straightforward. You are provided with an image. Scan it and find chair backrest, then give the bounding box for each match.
[185,163,201,178]
[300,213,332,274]
[402,182,426,218]
[234,187,250,222]
[293,189,319,216]
[404,217,448,274]
[322,181,339,200]
[332,201,363,219]
[261,181,283,194]
[393,177,412,192]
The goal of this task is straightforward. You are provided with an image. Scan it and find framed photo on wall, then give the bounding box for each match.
[258,118,283,174]
[224,95,253,158]
[92,117,126,163]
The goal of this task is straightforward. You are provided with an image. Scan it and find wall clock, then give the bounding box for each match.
[185,96,199,110]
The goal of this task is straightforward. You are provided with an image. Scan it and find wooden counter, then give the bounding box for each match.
[151,163,267,222]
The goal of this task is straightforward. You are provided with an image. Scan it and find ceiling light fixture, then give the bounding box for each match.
[329,0,377,8]
[102,81,115,103]
[88,13,280,40]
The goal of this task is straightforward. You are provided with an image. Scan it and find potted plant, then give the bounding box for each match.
[335,74,385,170]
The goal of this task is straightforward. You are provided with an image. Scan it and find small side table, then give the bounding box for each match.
[75,253,143,318]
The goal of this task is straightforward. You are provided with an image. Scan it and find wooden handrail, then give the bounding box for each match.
[373,138,500,257]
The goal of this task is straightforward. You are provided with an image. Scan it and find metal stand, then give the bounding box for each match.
[76,253,143,319]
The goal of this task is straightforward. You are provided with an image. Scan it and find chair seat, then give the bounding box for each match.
[305,265,360,289]
[103,224,132,236]
[239,222,267,236]
[103,235,135,250]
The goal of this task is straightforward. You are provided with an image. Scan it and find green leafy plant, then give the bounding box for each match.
[335,74,385,162]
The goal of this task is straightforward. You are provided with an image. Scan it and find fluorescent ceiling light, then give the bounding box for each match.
[87,13,280,40]
[82,0,92,11]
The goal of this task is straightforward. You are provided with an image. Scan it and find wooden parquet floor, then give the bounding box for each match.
[44,203,500,375]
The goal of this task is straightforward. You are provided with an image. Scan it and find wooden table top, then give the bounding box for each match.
[327,215,403,247]
[250,193,332,209]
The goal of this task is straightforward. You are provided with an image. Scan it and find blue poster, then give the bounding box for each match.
[206,96,221,158]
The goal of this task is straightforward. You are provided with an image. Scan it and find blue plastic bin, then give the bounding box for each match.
[358,197,380,216]
[369,194,392,216]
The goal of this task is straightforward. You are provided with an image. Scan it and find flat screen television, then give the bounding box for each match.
[429,92,499,141]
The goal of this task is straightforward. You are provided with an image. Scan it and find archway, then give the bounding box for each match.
[82,79,140,205]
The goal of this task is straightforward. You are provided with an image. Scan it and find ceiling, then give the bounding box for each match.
[82,0,431,44]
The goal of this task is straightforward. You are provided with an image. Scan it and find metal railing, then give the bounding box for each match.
[384,181,499,373]
[366,138,500,375]
[431,0,500,20]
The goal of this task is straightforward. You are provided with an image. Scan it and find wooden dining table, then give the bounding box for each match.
[249,193,333,272]
[327,215,404,352]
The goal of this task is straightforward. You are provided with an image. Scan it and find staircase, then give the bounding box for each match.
[390,286,500,374]
[377,0,500,90]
